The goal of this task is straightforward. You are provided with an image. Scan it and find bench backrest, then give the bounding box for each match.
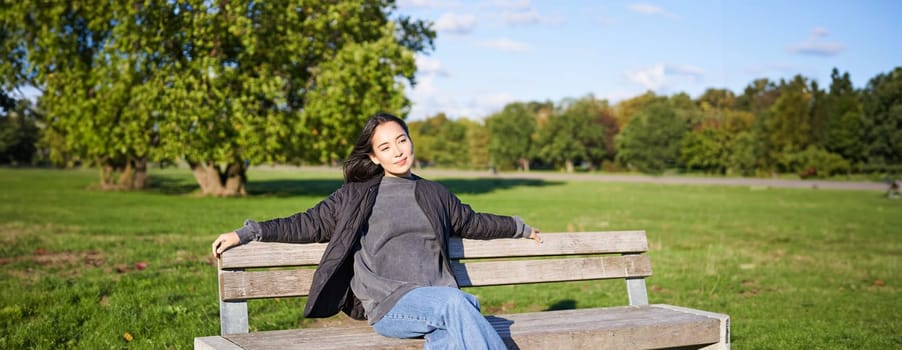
[216,230,651,335]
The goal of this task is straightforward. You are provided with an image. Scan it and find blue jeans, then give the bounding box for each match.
[372,286,507,350]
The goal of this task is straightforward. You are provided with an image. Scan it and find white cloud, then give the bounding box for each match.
[786,27,846,56]
[627,65,666,90]
[666,64,705,78]
[489,0,531,10]
[786,42,846,56]
[434,13,477,34]
[472,93,517,116]
[397,0,462,9]
[479,37,532,53]
[627,3,679,19]
[415,55,447,76]
[407,85,515,120]
[502,9,541,25]
[626,64,705,91]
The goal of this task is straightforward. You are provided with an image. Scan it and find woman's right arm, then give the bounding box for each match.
[211,186,345,257]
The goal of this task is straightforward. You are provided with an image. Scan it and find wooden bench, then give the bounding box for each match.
[195,231,730,349]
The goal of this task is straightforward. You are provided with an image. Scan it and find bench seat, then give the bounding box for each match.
[196,304,728,350]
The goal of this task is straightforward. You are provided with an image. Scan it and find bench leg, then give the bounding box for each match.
[220,300,249,335]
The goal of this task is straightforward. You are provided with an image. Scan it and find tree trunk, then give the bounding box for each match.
[117,160,135,190]
[133,158,148,189]
[565,159,574,173]
[97,156,148,190]
[518,157,531,171]
[188,160,247,196]
[222,162,247,196]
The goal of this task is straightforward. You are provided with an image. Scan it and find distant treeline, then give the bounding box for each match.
[408,67,902,178]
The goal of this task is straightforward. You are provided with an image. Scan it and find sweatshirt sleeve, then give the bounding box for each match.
[511,216,534,238]
[234,185,345,244]
[235,219,262,244]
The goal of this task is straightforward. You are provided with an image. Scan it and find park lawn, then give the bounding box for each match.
[0,167,899,349]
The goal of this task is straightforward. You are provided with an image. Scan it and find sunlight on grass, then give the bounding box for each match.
[0,167,899,349]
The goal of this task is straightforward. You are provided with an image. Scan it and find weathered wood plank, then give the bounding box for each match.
[218,304,724,350]
[220,255,651,301]
[453,255,652,287]
[194,336,243,350]
[219,231,648,269]
[449,231,648,259]
[220,242,328,269]
[221,269,316,301]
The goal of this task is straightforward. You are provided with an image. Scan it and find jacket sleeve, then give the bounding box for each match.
[443,187,532,239]
[236,186,344,244]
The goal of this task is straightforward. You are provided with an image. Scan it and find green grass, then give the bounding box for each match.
[1,167,899,349]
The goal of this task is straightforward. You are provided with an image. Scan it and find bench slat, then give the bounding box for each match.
[219,231,648,269]
[213,304,724,350]
[220,269,316,300]
[452,255,652,287]
[221,255,651,301]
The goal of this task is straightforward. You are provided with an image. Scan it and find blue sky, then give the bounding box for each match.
[397,0,902,120]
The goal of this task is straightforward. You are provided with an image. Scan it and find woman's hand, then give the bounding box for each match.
[212,232,240,258]
[528,228,543,244]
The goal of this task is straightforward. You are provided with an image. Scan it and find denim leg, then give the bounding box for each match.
[372,286,506,350]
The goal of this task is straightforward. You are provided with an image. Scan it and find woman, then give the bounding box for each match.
[211,112,541,349]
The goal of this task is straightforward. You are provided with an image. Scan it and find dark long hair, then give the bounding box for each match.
[343,113,410,183]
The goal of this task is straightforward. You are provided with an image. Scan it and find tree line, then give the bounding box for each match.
[410,67,901,178]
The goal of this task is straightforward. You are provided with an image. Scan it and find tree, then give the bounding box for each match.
[1,1,433,195]
[460,119,490,170]
[408,113,467,168]
[615,99,688,173]
[485,103,537,171]
[681,128,729,174]
[613,91,658,130]
[0,94,41,165]
[537,96,608,172]
[823,68,864,162]
[860,67,902,169]
[766,75,814,171]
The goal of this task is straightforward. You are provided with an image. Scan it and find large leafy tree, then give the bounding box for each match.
[408,113,467,168]
[1,2,156,188]
[460,118,490,170]
[820,68,864,162]
[0,94,41,165]
[861,67,902,169]
[485,102,537,171]
[1,0,433,195]
[537,96,608,172]
[616,98,688,173]
[766,75,815,170]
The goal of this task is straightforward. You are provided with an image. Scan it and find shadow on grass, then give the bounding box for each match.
[149,175,559,197]
[147,175,198,195]
[544,299,577,311]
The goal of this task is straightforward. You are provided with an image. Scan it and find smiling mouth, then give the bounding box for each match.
[395,158,407,166]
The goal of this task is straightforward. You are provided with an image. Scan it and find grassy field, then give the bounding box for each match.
[0,167,899,349]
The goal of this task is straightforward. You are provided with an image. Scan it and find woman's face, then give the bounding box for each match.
[369,121,415,178]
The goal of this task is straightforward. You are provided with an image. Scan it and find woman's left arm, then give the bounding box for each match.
[446,190,541,243]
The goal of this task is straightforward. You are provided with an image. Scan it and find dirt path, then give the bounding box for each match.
[410,168,890,192]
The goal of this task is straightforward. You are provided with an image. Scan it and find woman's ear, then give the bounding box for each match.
[369,154,379,165]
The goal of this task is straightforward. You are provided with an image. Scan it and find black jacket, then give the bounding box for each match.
[246,174,521,320]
